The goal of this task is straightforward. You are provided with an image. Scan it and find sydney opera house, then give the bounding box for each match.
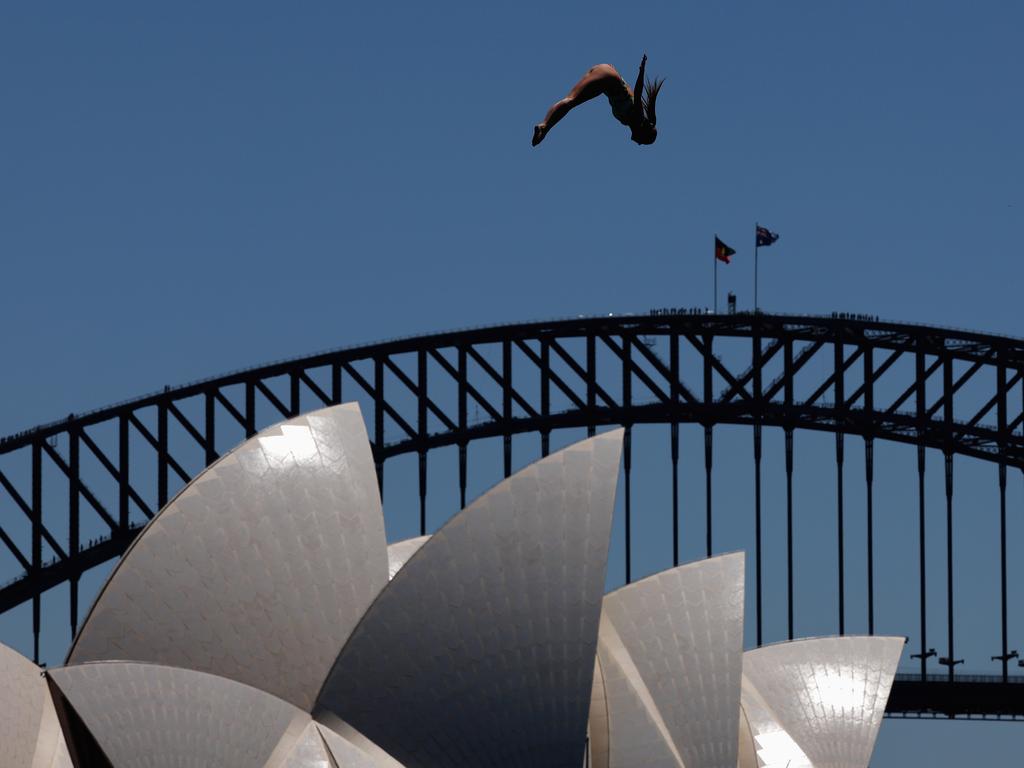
[1,404,903,767]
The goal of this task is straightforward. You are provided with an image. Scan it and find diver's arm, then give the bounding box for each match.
[633,54,647,111]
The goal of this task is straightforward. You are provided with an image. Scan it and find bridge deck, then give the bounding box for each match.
[889,675,1024,719]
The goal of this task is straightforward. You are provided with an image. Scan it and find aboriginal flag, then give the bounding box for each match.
[715,236,736,264]
[756,226,780,248]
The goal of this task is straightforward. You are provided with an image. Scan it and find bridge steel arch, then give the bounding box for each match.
[2,312,1023,719]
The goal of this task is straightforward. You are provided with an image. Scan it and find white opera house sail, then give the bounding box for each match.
[0,404,903,768]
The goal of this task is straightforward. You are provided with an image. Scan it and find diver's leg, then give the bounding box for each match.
[533,65,618,145]
[533,98,575,144]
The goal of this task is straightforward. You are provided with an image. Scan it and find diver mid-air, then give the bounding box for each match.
[532,54,664,147]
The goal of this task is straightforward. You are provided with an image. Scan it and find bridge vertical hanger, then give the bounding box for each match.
[118,415,129,530]
[540,338,551,457]
[418,350,428,536]
[204,392,217,466]
[670,422,680,566]
[753,327,764,647]
[374,357,385,501]
[784,428,795,642]
[915,349,931,677]
[865,438,875,634]
[458,347,468,510]
[993,461,1015,681]
[836,431,845,636]
[623,428,633,584]
[703,332,714,559]
[331,362,342,405]
[942,354,959,680]
[244,380,256,438]
[502,341,512,479]
[670,331,680,567]
[69,428,80,638]
[784,336,795,641]
[835,330,845,637]
[942,450,957,678]
[703,427,713,559]
[864,344,875,636]
[586,336,596,438]
[157,400,168,510]
[623,333,633,584]
[32,439,41,663]
[998,354,1009,682]
[289,372,300,417]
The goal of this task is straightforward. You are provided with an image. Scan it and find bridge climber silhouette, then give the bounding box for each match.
[1,311,1023,719]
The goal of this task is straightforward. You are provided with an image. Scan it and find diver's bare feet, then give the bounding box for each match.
[532,124,546,146]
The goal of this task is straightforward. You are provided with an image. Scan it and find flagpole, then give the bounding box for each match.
[714,237,718,313]
[754,222,760,314]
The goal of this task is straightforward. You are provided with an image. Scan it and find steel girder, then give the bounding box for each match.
[2,312,1023,718]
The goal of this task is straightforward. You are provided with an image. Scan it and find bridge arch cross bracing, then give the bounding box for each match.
[2,312,1023,719]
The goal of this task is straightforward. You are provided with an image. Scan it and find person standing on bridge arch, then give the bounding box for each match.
[532,54,664,147]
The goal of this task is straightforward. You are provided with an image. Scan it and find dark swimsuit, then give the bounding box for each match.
[606,78,636,126]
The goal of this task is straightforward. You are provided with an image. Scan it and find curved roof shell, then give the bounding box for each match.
[274,721,379,768]
[1,640,50,768]
[736,702,757,768]
[739,673,812,768]
[586,656,611,768]
[47,662,383,768]
[741,636,904,768]
[315,429,624,768]
[386,536,430,580]
[48,661,315,768]
[275,723,333,768]
[593,616,685,768]
[0,641,72,768]
[596,552,745,768]
[67,404,389,711]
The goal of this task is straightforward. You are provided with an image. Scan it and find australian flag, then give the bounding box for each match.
[756,225,780,248]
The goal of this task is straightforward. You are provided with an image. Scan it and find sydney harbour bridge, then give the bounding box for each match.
[1,311,1023,720]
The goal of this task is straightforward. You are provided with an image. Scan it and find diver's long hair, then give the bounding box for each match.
[642,76,665,126]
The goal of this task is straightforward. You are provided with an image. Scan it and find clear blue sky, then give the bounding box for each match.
[1,2,1022,763]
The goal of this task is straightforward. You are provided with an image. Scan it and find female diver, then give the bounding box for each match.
[532,54,663,147]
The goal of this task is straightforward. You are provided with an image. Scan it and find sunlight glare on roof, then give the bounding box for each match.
[260,425,320,465]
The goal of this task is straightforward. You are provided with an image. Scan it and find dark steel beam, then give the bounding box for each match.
[41,441,116,534]
[458,347,467,510]
[298,370,332,408]
[204,392,217,466]
[126,412,189,486]
[670,333,680,567]
[463,344,538,421]
[835,331,846,637]
[888,677,1024,719]
[68,428,79,638]
[0,468,69,561]
[384,357,456,433]
[502,340,512,479]
[8,311,1024,453]
[418,349,428,535]
[865,343,876,636]
[254,380,290,421]
[515,338,586,412]
[0,529,142,615]
[539,339,551,457]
